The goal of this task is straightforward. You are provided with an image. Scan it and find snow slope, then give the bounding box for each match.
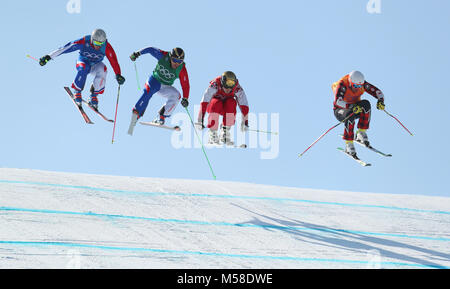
[0,168,449,269]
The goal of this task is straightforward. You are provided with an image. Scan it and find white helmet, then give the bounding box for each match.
[91,29,107,45]
[349,70,365,87]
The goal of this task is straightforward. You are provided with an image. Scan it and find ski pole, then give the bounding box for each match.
[383,109,414,136]
[184,107,217,180]
[26,54,39,62]
[248,129,279,135]
[111,85,121,144]
[299,112,355,157]
[134,62,141,91]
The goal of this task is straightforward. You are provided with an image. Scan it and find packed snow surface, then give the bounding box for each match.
[0,168,449,268]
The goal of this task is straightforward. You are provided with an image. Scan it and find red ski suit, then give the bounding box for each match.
[198,76,249,130]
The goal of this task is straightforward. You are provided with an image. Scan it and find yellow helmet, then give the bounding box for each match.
[221,71,237,89]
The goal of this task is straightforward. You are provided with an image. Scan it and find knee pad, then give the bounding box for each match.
[359,99,371,111]
[76,62,88,72]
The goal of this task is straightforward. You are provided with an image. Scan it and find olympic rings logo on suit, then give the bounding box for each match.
[81,52,104,60]
[157,65,175,79]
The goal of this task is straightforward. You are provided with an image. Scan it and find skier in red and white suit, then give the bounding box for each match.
[197,71,249,145]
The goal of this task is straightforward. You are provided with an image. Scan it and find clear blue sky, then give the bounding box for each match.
[1,0,449,197]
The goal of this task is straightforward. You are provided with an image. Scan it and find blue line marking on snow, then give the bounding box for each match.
[0,179,449,215]
[0,240,448,269]
[1,206,449,242]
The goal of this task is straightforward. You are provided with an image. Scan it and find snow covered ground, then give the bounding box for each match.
[0,168,449,269]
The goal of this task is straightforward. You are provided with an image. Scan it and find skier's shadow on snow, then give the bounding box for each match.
[231,203,449,268]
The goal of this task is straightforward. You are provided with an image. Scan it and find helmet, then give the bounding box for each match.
[170,47,185,62]
[221,71,237,89]
[349,70,365,88]
[91,29,107,45]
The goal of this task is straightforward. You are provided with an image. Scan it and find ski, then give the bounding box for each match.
[128,113,138,136]
[63,87,94,124]
[206,142,247,149]
[353,139,392,157]
[227,143,247,149]
[338,134,392,157]
[81,99,114,123]
[337,147,371,167]
[140,121,181,131]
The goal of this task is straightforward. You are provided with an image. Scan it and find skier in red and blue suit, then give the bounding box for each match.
[39,29,125,109]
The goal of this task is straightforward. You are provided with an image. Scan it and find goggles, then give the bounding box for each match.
[224,79,236,88]
[171,57,184,64]
[92,40,105,47]
[352,83,363,89]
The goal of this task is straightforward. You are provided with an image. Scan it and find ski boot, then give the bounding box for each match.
[345,141,357,157]
[88,95,99,110]
[220,126,234,145]
[355,129,370,146]
[72,89,83,106]
[153,106,167,125]
[208,129,219,145]
[153,114,165,125]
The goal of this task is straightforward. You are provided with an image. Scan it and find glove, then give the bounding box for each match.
[377,99,385,110]
[181,98,189,108]
[241,119,249,132]
[130,51,141,61]
[39,55,51,66]
[352,105,362,114]
[116,74,126,85]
